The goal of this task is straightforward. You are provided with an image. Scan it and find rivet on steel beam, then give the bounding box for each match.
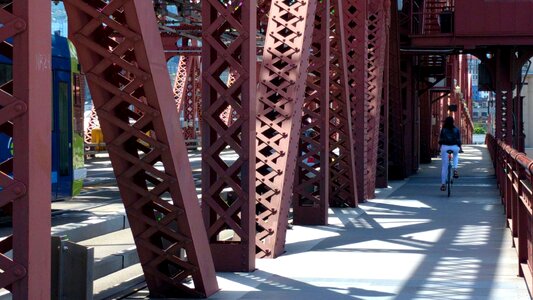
[271,208,277,215]
[267,228,274,234]
[13,266,26,277]
[274,189,280,194]
[14,102,27,112]
[14,20,26,30]
[279,151,285,157]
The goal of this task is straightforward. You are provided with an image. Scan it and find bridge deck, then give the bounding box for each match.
[69,145,532,299]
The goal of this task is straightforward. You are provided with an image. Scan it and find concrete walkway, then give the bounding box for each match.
[127,145,531,299]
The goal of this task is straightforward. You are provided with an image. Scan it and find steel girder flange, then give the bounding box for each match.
[63,0,218,297]
[256,0,317,258]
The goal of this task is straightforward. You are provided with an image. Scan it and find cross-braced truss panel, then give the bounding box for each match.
[63,0,217,297]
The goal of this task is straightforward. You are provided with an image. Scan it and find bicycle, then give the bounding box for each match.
[446,149,454,197]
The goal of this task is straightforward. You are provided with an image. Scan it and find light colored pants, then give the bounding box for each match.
[441,145,460,184]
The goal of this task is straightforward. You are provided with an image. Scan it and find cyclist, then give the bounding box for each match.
[438,116,462,191]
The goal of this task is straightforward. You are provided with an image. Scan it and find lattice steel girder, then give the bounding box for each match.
[63,0,218,297]
[329,0,358,208]
[172,55,191,114]
[201,0,256,272]
[256,0,317,258]
[364,0,388,198]
[85,105,100,144]
[292,0,330,225]
[0,1,52,299]
[183,57,197,141]
[343,0,368,201]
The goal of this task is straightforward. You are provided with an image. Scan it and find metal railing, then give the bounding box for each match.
[486,134,533,294]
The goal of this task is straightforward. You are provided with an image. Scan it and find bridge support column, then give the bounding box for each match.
[255,0,317,258]
[0,1,52,299]
[329,0,359,207]
[201,0,257,271]
[293,0,330,225]
[64,0,218,296]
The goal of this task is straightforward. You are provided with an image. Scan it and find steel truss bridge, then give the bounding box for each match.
[1,0,533,298]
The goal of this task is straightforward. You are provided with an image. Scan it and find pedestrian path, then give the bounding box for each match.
[124,145,531,299]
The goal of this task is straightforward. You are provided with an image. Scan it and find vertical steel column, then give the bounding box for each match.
[172,56,191,114]
[494,49,514,145]
[183,57,197,141]
[343,0,368,201]
[201,0,256,272]
[0,1,52,299]
[193,57,203,137]
[293,0,330,225]
[377,17,389,188]
[367,0,389,189]
[256,0,317,258]
[387,0,405,180]
[329,0,358,207]
[63,0,218,297]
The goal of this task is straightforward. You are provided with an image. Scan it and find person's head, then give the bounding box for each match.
[443,116,454,129]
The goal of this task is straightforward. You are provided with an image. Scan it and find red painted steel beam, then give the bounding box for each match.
[85,104,100,144]
[376,0,390,187]
[63,0,218,297]
[387,0,406,180]
[201,0,256,272]
[182,57,197,141]
[343,0,368,201]
[329,0,358,207]
[292,0,330,225]
[367,0,389,191]
[172,56,192,114]
[0,1,52,299]
[256,0,317,258]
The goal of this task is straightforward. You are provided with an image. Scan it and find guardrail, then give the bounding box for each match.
[486,134,533,294]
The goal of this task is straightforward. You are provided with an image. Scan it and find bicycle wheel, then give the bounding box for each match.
[447,164,452,197]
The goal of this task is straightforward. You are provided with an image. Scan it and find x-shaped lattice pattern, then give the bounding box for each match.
[329,0,358,207]
[343,0,368,201]
[172,56,191,114]
[63,0,217,297]
[365,0,388,197]
[292,0,330,225]
[183,57,197,141]
[0,4,30,291]
[256,0,317,257]
[201,0,256,271]
[220,70,238,126]
[84,105,100,144]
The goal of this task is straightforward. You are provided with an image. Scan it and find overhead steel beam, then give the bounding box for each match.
[63,0,218,297]
[201,0,256,272]
[292,0,330,225]
[255,0,317,258]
